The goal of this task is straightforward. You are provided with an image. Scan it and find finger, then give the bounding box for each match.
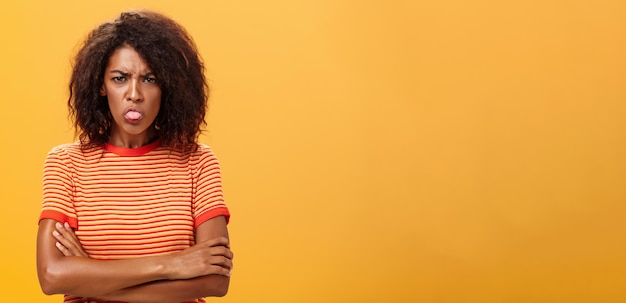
[55,241,72,257]
[63,222,78,239]
[71,244,89,258]
[207,264,232,277]
[53,228,87,257]
[204,237,230,248]
[57,222,77,240]
[52,230,78,253]
[55,222,72,238]
[65,224,89,257]
[63,222,86,253]
[63,222,80,242]
[208,255,232,268]
[52,228,74,248]
[210,245,234,260]
[78,247,89,257]
[215,256,233,271]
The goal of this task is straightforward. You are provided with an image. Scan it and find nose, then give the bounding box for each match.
[126,79,142,102]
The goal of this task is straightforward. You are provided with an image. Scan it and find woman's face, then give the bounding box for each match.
[101,44,161,147]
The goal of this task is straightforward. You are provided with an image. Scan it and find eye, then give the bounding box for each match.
[144,77,157,83]
[112,76,126,82]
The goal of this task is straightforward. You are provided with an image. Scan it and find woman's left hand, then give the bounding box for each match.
[52,222,89,258]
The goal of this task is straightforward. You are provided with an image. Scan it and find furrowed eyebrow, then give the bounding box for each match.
[109,70,155,78]
[110,70,130,77]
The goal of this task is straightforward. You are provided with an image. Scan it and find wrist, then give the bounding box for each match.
[151,254,173,280]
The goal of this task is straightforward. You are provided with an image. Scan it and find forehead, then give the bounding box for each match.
[105,45,152,72]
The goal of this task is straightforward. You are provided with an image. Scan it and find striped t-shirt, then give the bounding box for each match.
[39,140,230,303]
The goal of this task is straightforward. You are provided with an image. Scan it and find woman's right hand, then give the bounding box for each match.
[166,237,233,280]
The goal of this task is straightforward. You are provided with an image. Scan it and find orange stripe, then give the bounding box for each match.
[40,144,230,303]
[40,142,228,303]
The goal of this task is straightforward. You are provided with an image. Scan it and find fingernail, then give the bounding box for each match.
[55,222,62,229]
[64,222,70,228]
[52,231,60,236]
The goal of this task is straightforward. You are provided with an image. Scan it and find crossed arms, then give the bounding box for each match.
[36,215,233,303]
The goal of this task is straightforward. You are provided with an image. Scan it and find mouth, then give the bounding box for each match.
[123,108,144,121]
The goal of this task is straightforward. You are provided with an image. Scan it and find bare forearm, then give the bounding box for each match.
[38,217,233,300]
[98,274,230,303]
[38,219,232,298]
[39,219,171,296]
[39,254,168,297]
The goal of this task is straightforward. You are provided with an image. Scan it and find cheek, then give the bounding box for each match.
[152,91,163,114]
[107,93,120,106]
[153,102,162,117]
[105,90,122,104]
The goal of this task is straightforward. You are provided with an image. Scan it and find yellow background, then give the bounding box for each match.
[1,0,625,302]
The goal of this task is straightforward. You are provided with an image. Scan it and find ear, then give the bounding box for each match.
[99,85,106,96]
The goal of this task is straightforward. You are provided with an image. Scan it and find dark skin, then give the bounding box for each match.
[37,216,233,302]
[38,43,233,302]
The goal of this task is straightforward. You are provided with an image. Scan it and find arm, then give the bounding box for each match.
[98,216,232,303]
[37,218,231,298]
[51,216,233,303]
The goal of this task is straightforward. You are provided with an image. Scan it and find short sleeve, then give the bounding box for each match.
[39,146,78,228]
[192,145,230,228]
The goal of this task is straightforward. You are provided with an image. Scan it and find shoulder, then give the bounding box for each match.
[194,143,220,162]
[195,143,216,156]
[46,142,103,162]
[46,143,79,161]
[188,143,222,173]
[48,142,79,154]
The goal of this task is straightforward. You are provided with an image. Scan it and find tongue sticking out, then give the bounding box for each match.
[125,111,143,120]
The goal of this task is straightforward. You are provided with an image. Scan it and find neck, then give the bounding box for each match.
[108,128,157,148]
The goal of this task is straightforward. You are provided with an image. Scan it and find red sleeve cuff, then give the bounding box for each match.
[39,210,79,229]
[195,207,230,228]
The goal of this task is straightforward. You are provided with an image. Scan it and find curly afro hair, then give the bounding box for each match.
[68,10,208,149]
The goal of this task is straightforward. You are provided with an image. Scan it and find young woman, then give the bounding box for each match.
[36,10,233,303]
